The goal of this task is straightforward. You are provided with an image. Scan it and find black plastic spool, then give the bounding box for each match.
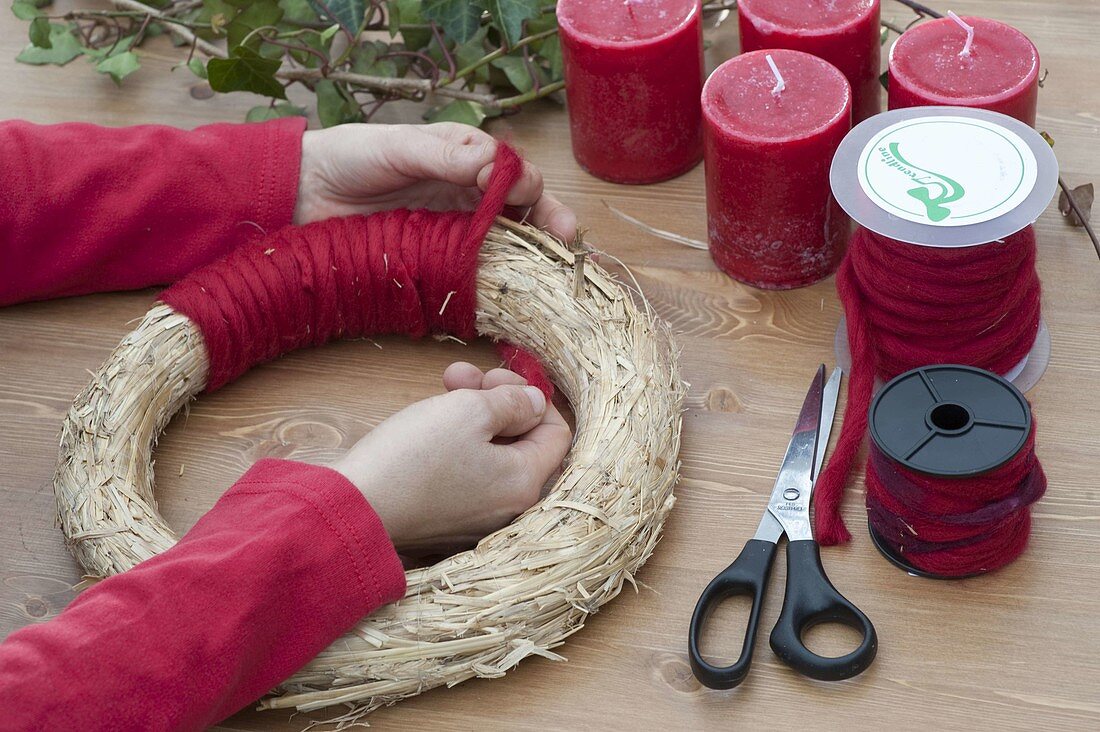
[866,365,1032,579]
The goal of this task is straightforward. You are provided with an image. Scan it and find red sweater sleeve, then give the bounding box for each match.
[0,460,407,730]
[0,117,306,306]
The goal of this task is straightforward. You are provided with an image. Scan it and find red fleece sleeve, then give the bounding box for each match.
[0,459,407,731]
[0,116,306,306]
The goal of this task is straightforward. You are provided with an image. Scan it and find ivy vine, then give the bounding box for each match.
[11,0,566,126]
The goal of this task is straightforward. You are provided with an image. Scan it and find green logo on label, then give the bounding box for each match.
[876,143,965,222]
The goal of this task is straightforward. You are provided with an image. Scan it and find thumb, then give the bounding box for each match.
[476,384,547,438]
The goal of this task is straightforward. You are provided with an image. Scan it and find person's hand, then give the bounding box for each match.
[295,122,577,242]
[330,362,571,553]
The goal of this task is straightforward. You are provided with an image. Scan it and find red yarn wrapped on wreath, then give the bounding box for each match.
[160,143,552,398]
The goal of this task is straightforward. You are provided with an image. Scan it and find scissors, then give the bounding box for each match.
[688,365,877,689]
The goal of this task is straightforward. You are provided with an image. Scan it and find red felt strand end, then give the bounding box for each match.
[495,342,554,400]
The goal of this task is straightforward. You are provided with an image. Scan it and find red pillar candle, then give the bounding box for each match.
[888,15,1040,126]
[703,50,852,290]
[738,0,881,124]
[557,0,704,184]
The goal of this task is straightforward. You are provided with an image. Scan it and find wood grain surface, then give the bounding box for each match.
[2,1,1098,730]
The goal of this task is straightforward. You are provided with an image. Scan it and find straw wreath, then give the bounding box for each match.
[53,219,684,724]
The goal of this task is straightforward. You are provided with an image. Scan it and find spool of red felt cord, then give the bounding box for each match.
[819,108,1059,574]
[813,224,1043,547]
[159,142,553,399]
[864,365,1046,578]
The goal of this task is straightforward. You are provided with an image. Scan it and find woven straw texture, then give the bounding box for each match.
[53,219,684,723]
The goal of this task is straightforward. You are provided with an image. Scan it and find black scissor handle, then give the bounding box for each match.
[688,539,778,689]
[769,540,878,681]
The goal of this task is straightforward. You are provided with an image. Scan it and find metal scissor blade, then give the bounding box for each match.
[811,367,843,486]
[753,365,826,543]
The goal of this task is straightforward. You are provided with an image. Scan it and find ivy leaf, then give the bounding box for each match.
[365,58,398,77]
[478,0,539,47]
[11,1,39,20]
[454,28,490,84]
[16,23,82,65]
[246,102,308,121]
[96,51,141,85]
[426,99,486,126]
[207,46,286,99]
[490,54,531,93]
[525,11,555,34]
[315,79,363,126]
[387,0,403,36]
[880,26,889,45]
[879,70,889,91]
[1059,182,1094,227]
[28,15,50,47]
[350,40,399,76]
[226,0,283,49]
[278,0,318,24]
[287,29,328,67]
[423,0,481,44]
[349,39,378,70]
[392,0,431,50]
[306,0,365,36]
[81,34,137,61]
[187,57,208,79]
[539,34,562,79]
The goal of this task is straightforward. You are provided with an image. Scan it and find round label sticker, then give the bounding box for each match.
[856,116,1038,228]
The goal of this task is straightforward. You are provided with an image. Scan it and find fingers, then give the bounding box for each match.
[481,367,528,389]
[442,363,529,392]
[420,121,495,147]
[422,124,538,199]
[483,367,567,432]
[527,192,578,242]
[395,125,499,189]
[509,413,572,483]
[476,159,545,209]
[422,124,577,243]
[472,384,547,438]
[483,369,571,481]
[443,361,485,391]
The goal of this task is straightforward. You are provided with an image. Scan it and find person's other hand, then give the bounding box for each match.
[330,362,571,553]
[295,123,577,242]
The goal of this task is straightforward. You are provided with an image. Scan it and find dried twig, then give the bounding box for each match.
[892,0,944,18]
[111,0,222,57]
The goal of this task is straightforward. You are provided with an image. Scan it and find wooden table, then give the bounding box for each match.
[2,2,1097,729]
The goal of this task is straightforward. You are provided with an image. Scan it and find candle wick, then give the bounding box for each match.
[765,54,786,97]
[623,0,637,22]
[947,11,975,58]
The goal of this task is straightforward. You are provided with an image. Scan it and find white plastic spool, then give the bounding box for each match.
[828,107,1059,392]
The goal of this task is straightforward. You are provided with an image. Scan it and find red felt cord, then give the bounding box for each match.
[160,143,552,397]
[866,426,1046,576]
[815,225,1044,560]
